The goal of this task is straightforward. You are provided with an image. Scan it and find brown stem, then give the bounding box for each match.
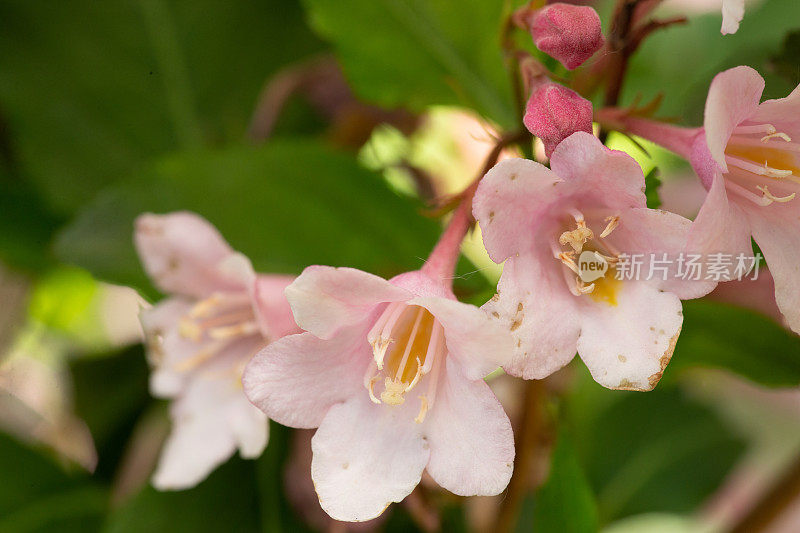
[494,379,546,533]
[604,0,639,108]
[421,129,529,280]
[729,454,800,533]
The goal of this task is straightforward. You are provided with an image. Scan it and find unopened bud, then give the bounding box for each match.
[527,3,604,70]
[523,83,593,157]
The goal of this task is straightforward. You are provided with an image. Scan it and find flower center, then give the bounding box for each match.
[725,123,800,206]
[364,303,446,423]
[173,292,260,372]
[553,210,621,302]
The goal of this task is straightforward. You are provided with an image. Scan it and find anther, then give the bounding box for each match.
[757,185,795,204]
[415,395,429,424]
[600,215,620,238]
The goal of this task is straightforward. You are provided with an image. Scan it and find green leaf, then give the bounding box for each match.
[105,457,260,533]
[54,140,439,299]
[527,432,598,533]
[0,432,106,533]
[0,169,65,272]
[566,383,745,524]
[643,168,662,209]
[302,0,516,127]
[665,299,800,387]
[68,346,151,481]
[624,0,799,123]
[769,30,800,85]
[0,0,322,214]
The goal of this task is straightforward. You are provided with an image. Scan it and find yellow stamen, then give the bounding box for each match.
[600,215,620,238]
[415,395,429,424]
[757,185,795,204]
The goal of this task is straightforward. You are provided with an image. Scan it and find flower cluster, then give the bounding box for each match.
[129,0,797,524]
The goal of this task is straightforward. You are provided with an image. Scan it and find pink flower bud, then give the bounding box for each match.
[523,83,593,157]
[528,3,604,70]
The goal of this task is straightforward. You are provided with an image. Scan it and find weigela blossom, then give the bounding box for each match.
[243,206,515,522]
[523,2,605,70]
[721,0,745,35]
[135,211,297,489]
[473,132,713,390]
[524,82,594,158]
[619,67,800,334]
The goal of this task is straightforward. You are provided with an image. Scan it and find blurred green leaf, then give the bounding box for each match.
[106,457,260,533]
[526,432,598,533]
[567,382,745,524]
[665,300,800,387]
[0,0,322,214]
[54,140,439,299]
[0,433,106,532]
[69,346,151,481]
[302,0,516,127]
[0,168,65,272]
[624,0,799,123]
[769,29,800,85]
[28,267,98,334]
[644,168,662,210]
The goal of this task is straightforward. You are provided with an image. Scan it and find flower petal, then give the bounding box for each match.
[152,377,241,490]
[253,274,299,339]
[473,157,562,263]
[311,395,429,522]
[228,392,269,458]
[134,211,243,298]
[549,132,647,210]
[412,296,514,380]
[746,205,800,334]
[753,82,800,134]
[687,171,753,263]
[576,280,683,391]
[243,328,371,429]
[721,0,745,35]
[424,359,514,496]
[484,249,580,380]
[140,298,195,398]
[704,66,764,170]
[612,207,716,299]
[285,266,411,339]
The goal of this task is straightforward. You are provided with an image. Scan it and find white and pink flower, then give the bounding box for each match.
[473,132,713,390]
[135,211,297,489]
[618,66,800,334]
[243,205,515,522]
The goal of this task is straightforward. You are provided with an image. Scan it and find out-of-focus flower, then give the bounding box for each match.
[519,2,605,70]
[721,0,745,34]
[524,82,594,158]
[135,211,297,489]
[617,66,800,334]
[244,204,515,522]
[474,132,713,390]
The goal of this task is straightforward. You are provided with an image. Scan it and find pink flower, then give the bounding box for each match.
[523,3,605,70]
[721,0,745,35]
[473,132,713,390]
[243,206,515,522]
[135,211,297,489]
[524,82,594,158]
[618,67,800,334]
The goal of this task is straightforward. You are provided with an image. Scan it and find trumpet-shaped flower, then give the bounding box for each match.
[618,67,800,334]
[243,207,515,522]
[135,211,297,489]
[473,132,713,390]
